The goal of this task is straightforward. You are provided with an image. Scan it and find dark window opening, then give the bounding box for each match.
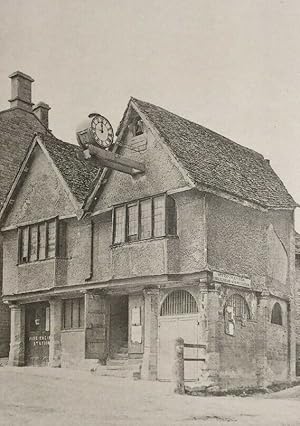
[224,294,250,320]
[62,298,85,330]
[271,302,283,325]
[134,119,143,136]
[160,290,198,316]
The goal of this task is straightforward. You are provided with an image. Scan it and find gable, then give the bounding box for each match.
[93,115,189,211]
[128,99,297,210]
[0,108,46,208]
[267,224,288,284]
[3,145,75,228]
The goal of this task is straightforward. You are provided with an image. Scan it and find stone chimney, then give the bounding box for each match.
[8,71,34,111]
[33,102,51,128]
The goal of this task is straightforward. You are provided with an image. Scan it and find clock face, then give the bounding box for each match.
[90,115,114,148]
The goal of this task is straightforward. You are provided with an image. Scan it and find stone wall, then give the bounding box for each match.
[296,255,300,376]
[0,236,10,356]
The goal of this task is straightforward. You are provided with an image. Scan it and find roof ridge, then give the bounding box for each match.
[131,97,265,161]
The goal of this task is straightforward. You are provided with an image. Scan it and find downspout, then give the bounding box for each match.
[85,220,94,282]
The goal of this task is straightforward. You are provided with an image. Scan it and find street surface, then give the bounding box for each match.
[0,367,299,426]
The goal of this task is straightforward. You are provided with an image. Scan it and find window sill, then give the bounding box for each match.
[17,257,56,267]
[270,322,284,327]
[61,328,84,333]
[111,235,178,248]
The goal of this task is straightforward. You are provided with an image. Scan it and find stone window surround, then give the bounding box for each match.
[18,217,59,265]
[112,193,176,245]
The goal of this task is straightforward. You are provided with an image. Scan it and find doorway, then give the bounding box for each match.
[25,302,50,366]
[109,295,128,357]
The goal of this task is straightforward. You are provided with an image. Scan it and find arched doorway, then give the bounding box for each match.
[158,289,200,381]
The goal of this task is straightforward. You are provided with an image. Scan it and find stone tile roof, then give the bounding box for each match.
[41,133,100,204]
[0,108,46,208]
[131,98,297,209]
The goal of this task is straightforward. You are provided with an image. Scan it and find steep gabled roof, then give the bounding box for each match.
[123,98,296,209]
[41,133,100,204]
[0,133,101,223]
[0,108,47,208]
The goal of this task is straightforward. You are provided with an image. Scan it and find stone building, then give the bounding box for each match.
[0,94,297,388]
[0,71,50,357]
[295,232,300,376]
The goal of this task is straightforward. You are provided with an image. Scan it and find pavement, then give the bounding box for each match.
[0,367,299,426]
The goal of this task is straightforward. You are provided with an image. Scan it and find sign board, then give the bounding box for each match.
[131,325,142,343]
[213,271,251,288]
[131,307,141,326]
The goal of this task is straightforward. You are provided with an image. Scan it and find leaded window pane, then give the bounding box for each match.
[153,196,165,237]
[127,203,138,241]
[29,225,38,262]
[140,199,152,239]
[114,206,126,243]
[47,220,56,258]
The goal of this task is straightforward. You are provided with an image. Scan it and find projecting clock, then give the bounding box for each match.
[90,113,114,148]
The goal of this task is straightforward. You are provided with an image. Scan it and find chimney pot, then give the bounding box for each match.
[33,102,51,128]
[8,71,34,111]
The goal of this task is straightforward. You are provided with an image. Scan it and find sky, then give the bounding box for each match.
[1,0,300,228]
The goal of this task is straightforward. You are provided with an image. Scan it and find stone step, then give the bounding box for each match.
[111,352,128,360]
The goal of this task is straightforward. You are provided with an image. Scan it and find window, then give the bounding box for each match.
[271,302,282,325]
[134,119,143,136]
[62,298,85,329]
[127,203,138,241]
[160,290,198,316]
[153,196,165,237]
[18,218,61,264]
[140,199,152,239]
[114,206,126,244]
[224,294,250,320]
[113,195,176,244]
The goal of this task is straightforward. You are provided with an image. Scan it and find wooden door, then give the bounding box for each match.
[25,303,50,366]
[158,314,199,381]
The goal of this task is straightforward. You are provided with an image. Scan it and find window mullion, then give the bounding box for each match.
[151,197,154,238]
[163,194,167,236]
[137,200,141,240]
[27,226,30,262]
[45,222,49,259]
[55,217,59,257]
[112,207,115,245]
[37,224,40,260]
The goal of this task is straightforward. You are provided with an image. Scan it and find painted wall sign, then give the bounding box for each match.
[131,307,141,325]
[213,271,251,288]
[131,325,142,343]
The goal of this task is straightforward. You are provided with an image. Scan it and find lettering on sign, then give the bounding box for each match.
[28,335,50,346]
[212,271,251,288]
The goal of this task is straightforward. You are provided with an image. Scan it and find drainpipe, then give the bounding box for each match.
[85,221,94,281]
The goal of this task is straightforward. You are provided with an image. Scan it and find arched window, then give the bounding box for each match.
[224,294,250,320]
[160,290,198,316]
[271,302,282,325]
